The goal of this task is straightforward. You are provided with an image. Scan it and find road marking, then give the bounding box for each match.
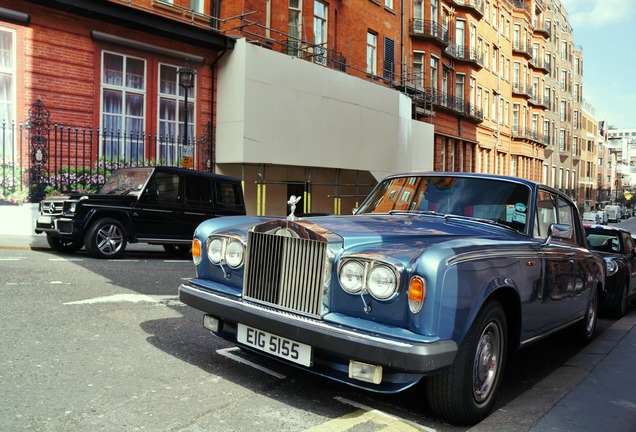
[301,397,436,432]
[49,258,84,262]
[0,258,23,261]
[216,347,287,379]
[63,294,181,305]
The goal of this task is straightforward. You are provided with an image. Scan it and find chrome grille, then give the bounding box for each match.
[41,201,64,216]
[244,231,327,317]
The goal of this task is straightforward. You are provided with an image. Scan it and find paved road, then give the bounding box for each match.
[1,229,635,431]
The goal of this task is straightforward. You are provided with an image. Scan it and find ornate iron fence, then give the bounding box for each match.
[1,99,212,203]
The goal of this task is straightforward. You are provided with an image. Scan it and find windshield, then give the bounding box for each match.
[356,175,531,233]
[99,168,154,195]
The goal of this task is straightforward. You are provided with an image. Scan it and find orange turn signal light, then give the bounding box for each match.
[408,276,426,303]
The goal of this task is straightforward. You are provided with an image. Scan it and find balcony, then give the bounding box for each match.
[424,87,483,122]
[534,21,551,39]
[528,94,550,109]
[409,19,449,46]
[512,128,548,146]
[512,83,533,99]
[512,0,530,14]
[451,0,484,18]
[444,44,483,68]
[529,56,550,74]
[512,42,533,59]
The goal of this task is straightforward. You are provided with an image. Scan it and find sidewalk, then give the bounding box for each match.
[2,232,636,431]
[470,306,636,431]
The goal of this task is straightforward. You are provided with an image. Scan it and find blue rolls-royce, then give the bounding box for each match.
[178,172,604,425]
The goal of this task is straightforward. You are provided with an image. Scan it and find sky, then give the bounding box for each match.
[559,0,636,129]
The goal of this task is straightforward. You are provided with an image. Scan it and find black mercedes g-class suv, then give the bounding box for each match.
[35,166,246,258]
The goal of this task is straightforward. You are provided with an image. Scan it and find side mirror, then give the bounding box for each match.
[542,223,573,246]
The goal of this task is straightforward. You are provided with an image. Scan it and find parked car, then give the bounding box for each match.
[596,209,609,224]
[178,172,604,425]
[605,205,622,223]
[35,167,246,258]
[582,211,600,224]
[585,224,636,318]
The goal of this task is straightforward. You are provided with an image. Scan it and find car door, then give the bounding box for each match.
[523,190,591,337]
[133,171,185,240]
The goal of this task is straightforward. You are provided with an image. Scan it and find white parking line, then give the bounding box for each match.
[216,347,286,379]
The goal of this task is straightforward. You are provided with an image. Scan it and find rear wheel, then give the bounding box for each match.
[84,218,127,259]
[46,234,83,253]
[573,288,598,343]
[426,301,507,425]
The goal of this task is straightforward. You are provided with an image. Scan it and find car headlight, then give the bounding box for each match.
[339,260,365,294]
[338,258,401,301]
[207,238,224,264]
[225,239,244,268]
[206,236,245,268]
[604,257,618,276]
[367,264,398,300]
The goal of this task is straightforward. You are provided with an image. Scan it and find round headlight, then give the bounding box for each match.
[339,260,365,294]
[367,264,398,300]
[68,202,77,213]
[207,237,224,264]
[225,239,244,268]
[604,257,618,276]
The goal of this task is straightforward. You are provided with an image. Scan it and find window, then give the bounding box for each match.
[158,63,196,165]
[383,37,396,80]
[560,70,567,91]
[484,43,490,69]
[484,90,490,118]
[314,1,327,65]
[456,74,465,111]
[431,0,438,23]
[512,103,519,133]
[0,29,14,130]
[559,129,565,151]
[288,0,302,53]
[413,51,426,88]
[367,32,377,75]
[513,61,520,89]
[189,0,203,13]
[385,0,393,9]
[533,191,575,243]
[430,56,438,90]
[560,99,566,121]
[561,41,567,60]
[101,51,146,159]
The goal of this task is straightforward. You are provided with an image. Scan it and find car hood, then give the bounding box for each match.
[199,213,524,252]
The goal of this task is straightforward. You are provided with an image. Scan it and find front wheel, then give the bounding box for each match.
[426,301,507,425]
[84,218,127,259]
[46,234,83,253]
[573,288,598,344]
[610,282,629,319]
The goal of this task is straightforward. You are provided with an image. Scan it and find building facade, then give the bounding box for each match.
[1,0,605,214]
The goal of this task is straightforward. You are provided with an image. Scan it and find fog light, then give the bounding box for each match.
[203,315,222,332]
[349,360,382,384]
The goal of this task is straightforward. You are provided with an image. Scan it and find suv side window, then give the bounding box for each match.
[154,172,181,203]
[216,182,243,206]
[185,175,213,204]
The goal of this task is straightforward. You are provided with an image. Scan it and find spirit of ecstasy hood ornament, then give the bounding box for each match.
[287,195,302,221]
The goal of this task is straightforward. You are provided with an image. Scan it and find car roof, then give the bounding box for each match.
[114,166,241,183]
[583,224,630,233]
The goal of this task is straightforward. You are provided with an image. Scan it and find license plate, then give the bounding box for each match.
[237,323,312,367]
[37,215,52,224]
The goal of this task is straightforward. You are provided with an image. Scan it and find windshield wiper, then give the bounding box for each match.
[445,214,521,232]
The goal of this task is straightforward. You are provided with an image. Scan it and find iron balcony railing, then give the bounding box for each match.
[445,44,484,67]
[425,88,483,122]
[451,0,484,16]
[409,19,449,45]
